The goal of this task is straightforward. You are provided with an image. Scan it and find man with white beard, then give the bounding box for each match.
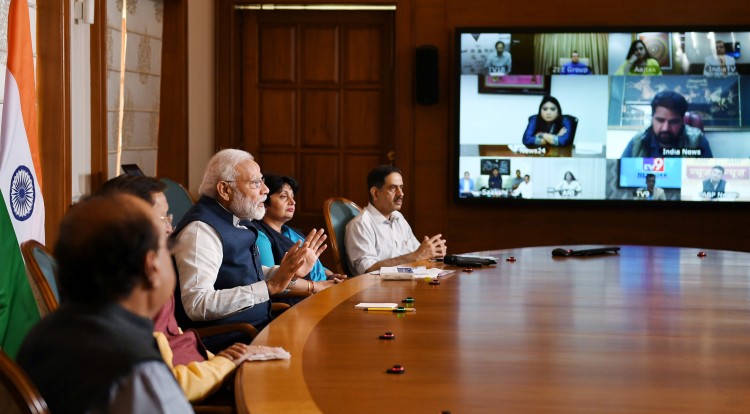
[172,149,327,352]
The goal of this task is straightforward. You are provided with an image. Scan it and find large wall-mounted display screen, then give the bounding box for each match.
[455,29,750,202]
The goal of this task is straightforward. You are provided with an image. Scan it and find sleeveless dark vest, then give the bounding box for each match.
[16,303,165,413]
[702,179,727,199]
[173,196,271,331]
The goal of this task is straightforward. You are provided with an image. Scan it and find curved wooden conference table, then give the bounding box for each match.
[236,246,750,413]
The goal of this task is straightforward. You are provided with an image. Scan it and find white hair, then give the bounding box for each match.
[198,149,255,198]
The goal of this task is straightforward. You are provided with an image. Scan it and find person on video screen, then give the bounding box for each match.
[621,91,712,158]
[459,171,475,196]
[704,40,737,78]
[522,96,573,147]
[510,169,523,190]
[555,171,582,198]
[512,174,533,199]
[701,165,727,200]
[635,173,666,200]
[484,41,512,75]
[488,168,503,189]
[560,51,592,75]
[615,40,662,76]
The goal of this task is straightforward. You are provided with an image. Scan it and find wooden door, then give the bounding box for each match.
[240,10,395,234]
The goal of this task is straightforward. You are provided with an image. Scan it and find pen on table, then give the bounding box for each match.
[363,307,416,312]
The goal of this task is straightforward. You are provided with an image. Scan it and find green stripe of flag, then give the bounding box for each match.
[0,193,40,358]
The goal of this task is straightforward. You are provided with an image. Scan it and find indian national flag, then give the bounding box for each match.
[0,0,45,358]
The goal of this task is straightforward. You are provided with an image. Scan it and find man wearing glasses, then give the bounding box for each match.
[172,149,328,352]
[97,174,279,402]
[346,165,447,275]
[98,175,175,235]
[18,194,193,413]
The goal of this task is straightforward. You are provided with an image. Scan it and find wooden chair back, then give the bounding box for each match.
[0,350,49,414]
[20,240,60,317]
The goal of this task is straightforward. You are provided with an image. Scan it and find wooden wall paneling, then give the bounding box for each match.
[392,0,415,220]
[300,154,339,215]
[256,21,298,190]
[240,9,259,155]
[259,90,296,147]
[444,0,750,28]
[301,90,339,147]
[445,203,749,254]
[342,90,382,148]
[338,14,396,216]
[300,24,339,83]
[215,0,243,151]
[226,8,397,263]
[343,154,382,207]
[89,0,108,194]
[341,23,390,153]
[298,153,339,266]
[259,24,296,83]
[36,0,71,245]
[343,25,384,83]
[299,24,339,149]
[157,0,189,184]
[257,153,296,178]
[410,0,449,240]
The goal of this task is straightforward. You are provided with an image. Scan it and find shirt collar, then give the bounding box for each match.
[366,202,402,224]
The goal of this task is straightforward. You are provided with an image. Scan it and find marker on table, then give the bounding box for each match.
[363,307,416,313]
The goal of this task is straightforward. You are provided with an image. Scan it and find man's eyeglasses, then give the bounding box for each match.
[160,214,174,230]
[224,177,265,189]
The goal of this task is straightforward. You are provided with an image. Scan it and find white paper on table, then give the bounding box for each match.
[379,266,446,279]
[354,302,398,309]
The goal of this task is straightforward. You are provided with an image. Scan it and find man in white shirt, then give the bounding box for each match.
[345,165,447,275]
[512,174,533,199]
[704,40,737,77]
[172,149,327,352]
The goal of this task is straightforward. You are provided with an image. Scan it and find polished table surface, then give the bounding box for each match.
[236,246,750,413]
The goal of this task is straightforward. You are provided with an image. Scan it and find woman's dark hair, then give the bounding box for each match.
[564,171,577,181]
[262,173,299,206]
[626,39,654,62]
[533,95,564,135]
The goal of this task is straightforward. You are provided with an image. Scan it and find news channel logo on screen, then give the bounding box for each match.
[619,158,683,188]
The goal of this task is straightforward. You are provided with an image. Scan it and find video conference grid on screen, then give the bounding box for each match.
[456,29,750,202]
